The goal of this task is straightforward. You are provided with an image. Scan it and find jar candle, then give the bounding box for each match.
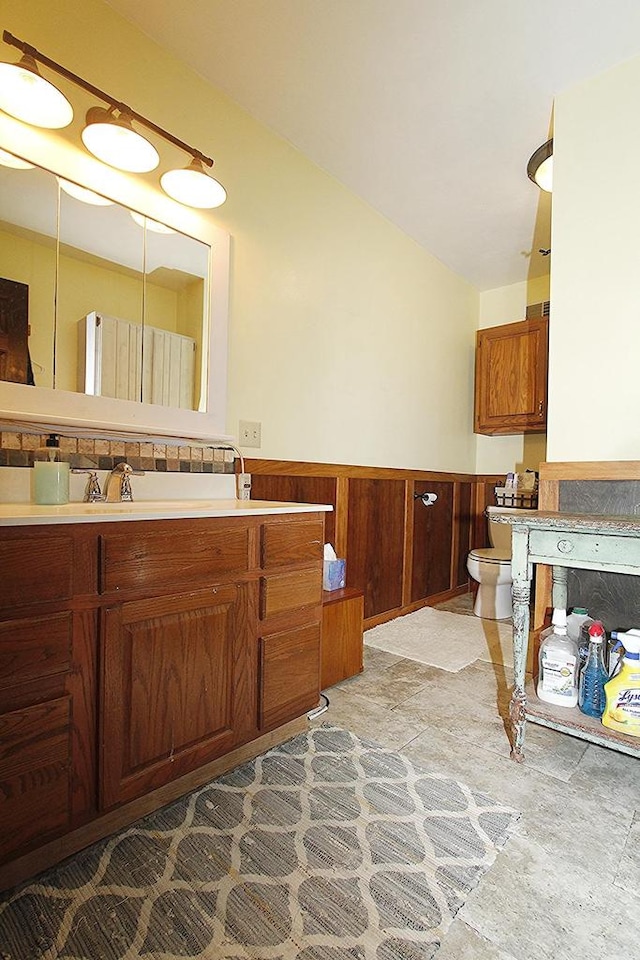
[33,459,70,504]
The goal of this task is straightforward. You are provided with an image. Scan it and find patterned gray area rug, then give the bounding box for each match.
[0,725,518,960]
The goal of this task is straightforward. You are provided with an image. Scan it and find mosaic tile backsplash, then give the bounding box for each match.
[0,432,236,474]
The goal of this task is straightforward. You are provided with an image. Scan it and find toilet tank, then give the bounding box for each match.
[486,505,532,554]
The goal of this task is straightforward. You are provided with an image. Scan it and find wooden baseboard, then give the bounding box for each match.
[363,584,470,630]
[0,717,308,895]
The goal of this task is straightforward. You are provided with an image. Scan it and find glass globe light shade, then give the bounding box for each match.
[527,139,553,193]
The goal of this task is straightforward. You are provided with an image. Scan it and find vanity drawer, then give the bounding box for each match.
[261,519,324,569]
[0,613,72,692]
[528,529,640,569]
[0,696,72,861]
[0,537,73,610]
[259,622,321,729]
[260,567,323,619]
[100,524,251,593]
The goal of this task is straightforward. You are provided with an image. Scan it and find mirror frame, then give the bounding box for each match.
[0,113,230,442]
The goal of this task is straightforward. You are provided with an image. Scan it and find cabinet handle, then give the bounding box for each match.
[538,399,544,416]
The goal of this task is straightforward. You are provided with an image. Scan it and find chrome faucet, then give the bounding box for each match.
[105,462,144,502]
[71,468,104,502]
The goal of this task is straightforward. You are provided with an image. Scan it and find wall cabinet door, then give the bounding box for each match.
[474,317,548,435]
[100,583,253,809]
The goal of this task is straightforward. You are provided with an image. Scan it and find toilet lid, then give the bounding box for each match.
[468,547,511,563]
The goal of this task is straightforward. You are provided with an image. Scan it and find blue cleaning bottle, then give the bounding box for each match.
[578,620,608,718]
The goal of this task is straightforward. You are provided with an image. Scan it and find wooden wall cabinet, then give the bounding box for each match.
[474,317,548,435]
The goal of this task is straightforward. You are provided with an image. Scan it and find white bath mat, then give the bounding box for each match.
[364,606,513,673]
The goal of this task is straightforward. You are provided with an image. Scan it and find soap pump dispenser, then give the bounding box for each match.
[33,434,70,505]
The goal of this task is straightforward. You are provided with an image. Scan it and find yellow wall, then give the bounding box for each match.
[549,56,640,461]
[2,0,480,472]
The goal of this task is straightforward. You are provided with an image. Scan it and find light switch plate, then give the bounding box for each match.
[239,420,261,448]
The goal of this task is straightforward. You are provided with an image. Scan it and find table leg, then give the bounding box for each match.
[509,529,532,762]
[551,565,568,612]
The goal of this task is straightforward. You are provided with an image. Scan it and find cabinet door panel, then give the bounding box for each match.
[0,696,72,861]
[474,317,548,435]
[100,584,250,809]
[259,623,321,730]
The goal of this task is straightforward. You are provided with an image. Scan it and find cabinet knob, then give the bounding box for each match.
[557,539,574,554]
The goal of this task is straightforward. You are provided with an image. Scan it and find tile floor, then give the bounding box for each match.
[313,596,640,960]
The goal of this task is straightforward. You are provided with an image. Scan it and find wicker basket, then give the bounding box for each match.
[494,486,538,510]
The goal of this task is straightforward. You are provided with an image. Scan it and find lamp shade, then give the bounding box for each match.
[527,138,553,192]
[160,157,227,208]
[82,107,159,173]
[0,55,73,128]
[59,178,113,206]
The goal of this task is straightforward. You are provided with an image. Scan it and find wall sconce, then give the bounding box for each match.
[0,30,227,209]
[527,138,553,193]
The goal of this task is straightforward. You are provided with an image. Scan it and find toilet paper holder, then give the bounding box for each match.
[414,492,438,507]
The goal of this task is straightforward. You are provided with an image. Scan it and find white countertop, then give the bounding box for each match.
[0,499,333,526]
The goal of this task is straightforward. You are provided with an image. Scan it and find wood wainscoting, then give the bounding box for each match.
[249,459,504,629]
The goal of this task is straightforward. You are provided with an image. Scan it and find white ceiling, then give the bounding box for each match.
[106,0,640,291]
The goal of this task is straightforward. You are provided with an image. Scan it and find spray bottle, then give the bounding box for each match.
[602,629,640,737]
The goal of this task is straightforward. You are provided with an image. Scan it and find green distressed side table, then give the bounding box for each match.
[494,510,640,762]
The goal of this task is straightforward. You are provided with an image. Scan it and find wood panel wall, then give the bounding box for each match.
[247,459,504,629]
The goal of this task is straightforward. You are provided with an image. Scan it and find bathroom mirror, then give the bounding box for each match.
[0,125,229,441]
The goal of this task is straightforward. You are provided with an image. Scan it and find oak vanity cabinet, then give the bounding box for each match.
[0,527,98,864]
[474,317,548,435]
[0,509,325,887]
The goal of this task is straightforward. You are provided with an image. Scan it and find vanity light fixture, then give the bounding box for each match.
[0,52,73,128]
[0,147,34,169]
[0,30,227,209]
[527,138,553,192]
[59,178,114,206]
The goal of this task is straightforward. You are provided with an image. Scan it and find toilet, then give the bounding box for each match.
[466,506,530,620]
